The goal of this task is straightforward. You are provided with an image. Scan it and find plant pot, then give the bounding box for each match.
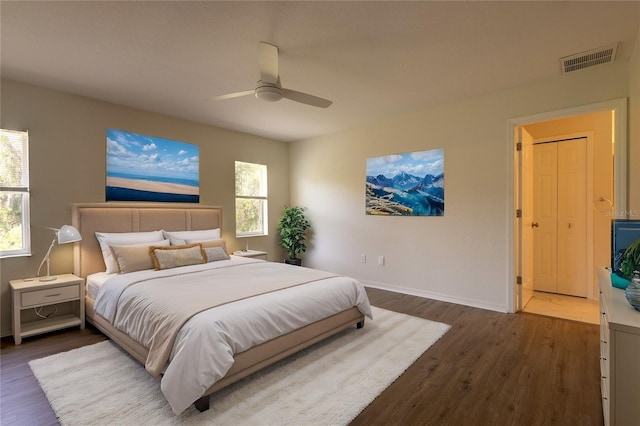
[284,258,302,266]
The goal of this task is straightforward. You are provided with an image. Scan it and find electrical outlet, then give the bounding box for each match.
[361,254,367,263]
[378,255,385,266]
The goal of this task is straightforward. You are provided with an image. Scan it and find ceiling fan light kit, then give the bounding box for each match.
[255,83,283,102]
[213,42,332,108]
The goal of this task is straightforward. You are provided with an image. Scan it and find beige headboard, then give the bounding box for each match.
[71,203,223,278]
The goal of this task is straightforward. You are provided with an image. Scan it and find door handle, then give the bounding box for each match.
[531,222,539,228]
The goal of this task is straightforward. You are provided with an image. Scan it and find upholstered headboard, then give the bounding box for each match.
[71,203,223,278]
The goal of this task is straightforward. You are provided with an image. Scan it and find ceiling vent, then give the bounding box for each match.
[560,43,619,74]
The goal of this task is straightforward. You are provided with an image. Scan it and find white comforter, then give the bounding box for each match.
[94,257,372,414]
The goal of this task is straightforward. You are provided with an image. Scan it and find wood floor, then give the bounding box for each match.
[0,287,603,426]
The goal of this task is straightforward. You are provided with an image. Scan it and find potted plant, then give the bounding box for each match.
[620,239,640,279]
[277,206,310,266]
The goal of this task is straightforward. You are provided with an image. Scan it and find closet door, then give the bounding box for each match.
[556,139,587,297]
[533,143,558,293]
[532,139,587,296]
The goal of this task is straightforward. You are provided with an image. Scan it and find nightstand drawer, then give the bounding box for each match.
[21,284,80,308]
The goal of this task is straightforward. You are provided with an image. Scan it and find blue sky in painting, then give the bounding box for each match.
[106,128,199,181]
[366,148,444,178]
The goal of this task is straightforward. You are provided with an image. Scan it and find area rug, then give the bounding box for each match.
[29,306,450,425]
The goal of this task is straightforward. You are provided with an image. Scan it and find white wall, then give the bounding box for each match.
[290,61,631,312]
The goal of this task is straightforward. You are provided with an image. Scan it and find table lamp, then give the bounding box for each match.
[37,225,82,281]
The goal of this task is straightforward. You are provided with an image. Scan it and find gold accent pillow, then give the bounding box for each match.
[150,243,206,270]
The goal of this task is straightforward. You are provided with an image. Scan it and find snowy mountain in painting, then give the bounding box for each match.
[392,172,422,190]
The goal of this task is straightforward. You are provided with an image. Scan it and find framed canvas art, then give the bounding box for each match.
[366,148,444,216]
[106,128,200,203]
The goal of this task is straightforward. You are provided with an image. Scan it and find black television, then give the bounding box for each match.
[612,219,640,273]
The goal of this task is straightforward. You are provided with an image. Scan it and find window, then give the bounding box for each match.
[0,129,30,258]
[235,161,268,237]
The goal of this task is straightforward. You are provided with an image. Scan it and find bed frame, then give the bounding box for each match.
[71,202,364,412]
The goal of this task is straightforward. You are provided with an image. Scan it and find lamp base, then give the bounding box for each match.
[39,276,57,282]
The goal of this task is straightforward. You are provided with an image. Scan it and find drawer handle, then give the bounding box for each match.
[45,293,62,297]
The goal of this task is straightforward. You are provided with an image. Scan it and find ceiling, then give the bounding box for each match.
[2,1,639,142]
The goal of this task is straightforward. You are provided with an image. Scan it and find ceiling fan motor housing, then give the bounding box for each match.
[255,83,283,102]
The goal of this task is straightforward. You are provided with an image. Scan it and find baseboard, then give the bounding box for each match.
[362,280,509,313]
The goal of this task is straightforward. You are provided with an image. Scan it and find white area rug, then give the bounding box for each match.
[29,306,449,425]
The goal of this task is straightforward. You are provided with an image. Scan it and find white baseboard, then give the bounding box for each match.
[361,280,509,313]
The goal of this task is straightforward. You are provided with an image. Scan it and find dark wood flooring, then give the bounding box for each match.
[0,287,603,426]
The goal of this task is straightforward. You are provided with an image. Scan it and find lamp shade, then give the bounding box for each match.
[57,225,82,244]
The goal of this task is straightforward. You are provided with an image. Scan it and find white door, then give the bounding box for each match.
[532,139,587,296]
[533,143,558,293]
[556,139,587,296]
[518,127,535,310]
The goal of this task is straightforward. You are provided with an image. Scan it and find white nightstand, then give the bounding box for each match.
[232,250,268,261]
[10,273,85,345]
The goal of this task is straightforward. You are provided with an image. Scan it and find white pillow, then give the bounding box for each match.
[95,231,165,273]
[162,229,221,245]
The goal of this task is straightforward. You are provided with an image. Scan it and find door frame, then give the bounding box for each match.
[506,98,627,313]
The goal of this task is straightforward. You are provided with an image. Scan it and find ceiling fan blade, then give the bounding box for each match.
[282,88,333,108]
[259,42,279,85]
[208,89,255,101]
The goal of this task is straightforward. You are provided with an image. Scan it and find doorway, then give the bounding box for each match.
[510,98,628,318]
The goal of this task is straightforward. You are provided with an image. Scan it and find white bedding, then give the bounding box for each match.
[86,271,113,300]
[93,257,372,414]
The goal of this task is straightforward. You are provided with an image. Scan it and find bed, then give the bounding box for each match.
[71,202,371,415]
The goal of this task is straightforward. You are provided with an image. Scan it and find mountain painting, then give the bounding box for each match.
[366,148,444,216]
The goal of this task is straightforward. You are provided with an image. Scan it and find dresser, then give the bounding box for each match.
[598,268,640,426]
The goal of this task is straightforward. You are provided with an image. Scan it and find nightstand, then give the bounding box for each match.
[232,249,268,261]
[10,273,85,345]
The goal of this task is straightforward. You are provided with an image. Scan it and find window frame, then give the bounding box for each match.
[0,129,31,258]
[234,161,268,238]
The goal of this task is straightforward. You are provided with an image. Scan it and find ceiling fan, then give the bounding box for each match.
[211,42,333,109]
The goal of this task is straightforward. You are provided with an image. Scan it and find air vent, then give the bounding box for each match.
[560,43,619,74]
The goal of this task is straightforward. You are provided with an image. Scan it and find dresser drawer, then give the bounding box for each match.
[21,284,80,308]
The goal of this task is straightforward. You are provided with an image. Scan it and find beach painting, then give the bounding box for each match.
[366,148,444,216]
[106,128,199,203]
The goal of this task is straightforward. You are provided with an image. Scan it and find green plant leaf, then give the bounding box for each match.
[276,206,311,260]
[620,239,640,279]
